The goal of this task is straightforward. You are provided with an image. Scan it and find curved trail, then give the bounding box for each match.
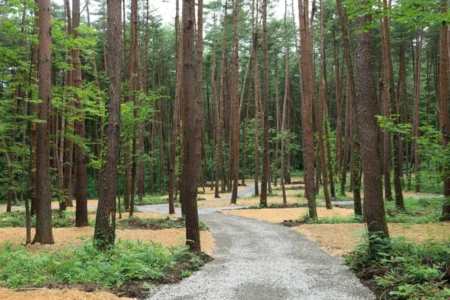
[141,187,374,300]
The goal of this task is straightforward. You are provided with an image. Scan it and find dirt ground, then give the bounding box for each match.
[0,224,214,299]
[295,223,450,256]
[0,226,214,255]
[221,207,354,223]
[0,288,131,300]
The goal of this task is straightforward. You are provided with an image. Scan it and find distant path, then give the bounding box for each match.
[139,184,256,216]
[142,185,374,300]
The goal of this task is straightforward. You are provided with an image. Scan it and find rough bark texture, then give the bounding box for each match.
[298,0,317,218]
[253,0,260,197]
[318,0,331,209]
[180,0,202,253]
[72,0,89,227]
[94,0,122,249]
[231,0,239,204]
[355,9,389,238]
[169,7,181,213]
[439,1,450,220]
[33,0,54,245]
[260,0,270,208]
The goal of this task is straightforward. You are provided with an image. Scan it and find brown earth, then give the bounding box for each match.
[295,223,450,256]
[221,207,354,223]
[0,227,214,255]
[0,288,130,300]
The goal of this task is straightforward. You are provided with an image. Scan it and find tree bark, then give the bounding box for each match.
[231,0,240,204]
[72,0,89,227]
[180,0,202,253]
[298,0,317,218]
[94,0,122,249]
[33,0,54,245]
[439,0,450,220]
[355,7,389,239]
[260,0,270,208]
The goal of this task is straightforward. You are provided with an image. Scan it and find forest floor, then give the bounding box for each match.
[1,179,447,299]
[0,208,214,300]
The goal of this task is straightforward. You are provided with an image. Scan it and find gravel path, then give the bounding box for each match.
[142,186,374,300]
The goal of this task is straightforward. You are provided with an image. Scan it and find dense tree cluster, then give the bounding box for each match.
[0,0,449,249]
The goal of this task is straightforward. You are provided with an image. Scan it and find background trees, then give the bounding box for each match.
[0,0,449,246]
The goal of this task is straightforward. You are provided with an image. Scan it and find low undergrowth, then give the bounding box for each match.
[345,237,450,299]
[118,217,208,231]
[249,202,309,209]
[297,213,364,224]
[0,210,92,228]
[385,197,445,224]
[136,195,171,205]
[0,240,209,298]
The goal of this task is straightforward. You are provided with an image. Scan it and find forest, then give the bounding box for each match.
[0,0,449,299]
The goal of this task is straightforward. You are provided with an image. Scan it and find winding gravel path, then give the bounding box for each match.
[140,186,374,300]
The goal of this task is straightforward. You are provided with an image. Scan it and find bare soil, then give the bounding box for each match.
[0,288,130,300]
[295,223,450,256]
[221,207,354,223]
[0,227,214,255]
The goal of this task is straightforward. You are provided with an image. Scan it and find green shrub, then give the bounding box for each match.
[0,240,200,289]
[345,237,450,299]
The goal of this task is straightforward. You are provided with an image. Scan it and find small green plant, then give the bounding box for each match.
[345,237,450,299]
[0,240,202,290]
[181,270,192,278]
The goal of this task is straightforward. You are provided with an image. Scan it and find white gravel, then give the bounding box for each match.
[142,185,375,300]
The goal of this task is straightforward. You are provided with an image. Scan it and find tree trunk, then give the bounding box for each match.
[298,0,317,218]
[33,0,54,245]
[231,0,239,204]
[355,6,389,239]
[94,0,122,249]
[180,0,202,253]
[168,0,181,213]
[72,0,89,227]
[260,0,270,208]
[318,0,331,209]
[439,1,450,220]
[253,0,260,197]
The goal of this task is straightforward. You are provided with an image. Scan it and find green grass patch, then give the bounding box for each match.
[117,217,208,231]
[0,240,203,293]
[0,210,93,228]
[385,197,445,224]
[296,213,364,224]
[137,195,170,205]
[345,237,450,299]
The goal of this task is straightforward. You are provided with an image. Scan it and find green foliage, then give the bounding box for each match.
[117,216,208,231]
[297,213,364,224]
[385,197,446,224]
[345,237,450,299]
[0,240,200,289]
[0,210,91,228]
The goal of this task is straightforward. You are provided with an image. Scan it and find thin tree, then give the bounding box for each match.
[231,0,240,204]
[355,3,389,240]
[180,0,202,253]
[336,0,362,215]
[33,0,54,244]
[215,1,228,198]
[317,0,331,209]
[252,0,260,196]
[94,0,122,249]
[298,0,318,218]
[260,0,270,207]
[439,0,450,220]
[73,0,89,227]
[168,0,181,213]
